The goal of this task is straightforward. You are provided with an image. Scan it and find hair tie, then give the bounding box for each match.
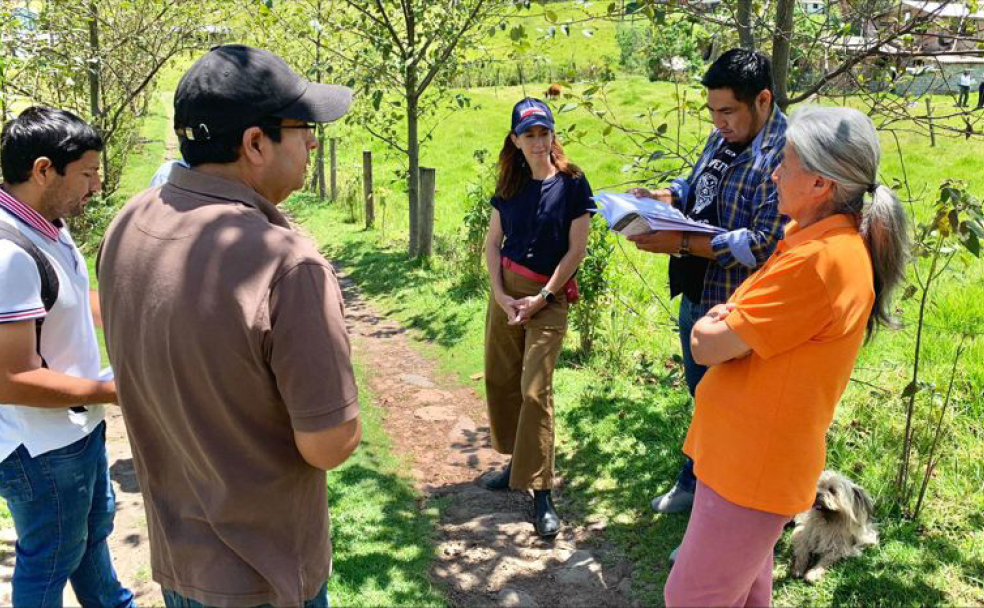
[866,183,879,194]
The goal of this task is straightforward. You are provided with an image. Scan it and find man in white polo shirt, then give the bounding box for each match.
[0,107,133,606]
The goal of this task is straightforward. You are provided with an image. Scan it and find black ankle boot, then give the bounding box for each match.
[482,460,512,491]
[533,490,561,537]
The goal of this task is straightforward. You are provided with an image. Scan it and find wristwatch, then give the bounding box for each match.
[679,233,691,256]
[539,287,556,303]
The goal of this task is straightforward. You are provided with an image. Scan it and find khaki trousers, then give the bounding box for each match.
[484,268,568,490]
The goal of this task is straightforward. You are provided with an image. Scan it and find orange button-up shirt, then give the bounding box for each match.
[684,214,875,516]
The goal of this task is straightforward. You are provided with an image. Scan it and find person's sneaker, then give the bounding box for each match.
[650,482,694,514]
[481,460,512,491]
[533,490,561,538]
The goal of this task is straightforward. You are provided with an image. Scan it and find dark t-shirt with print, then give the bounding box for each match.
[491,173,593,277]
[670,141,748,303]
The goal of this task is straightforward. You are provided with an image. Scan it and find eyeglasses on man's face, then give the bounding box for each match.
[268,122,318,132]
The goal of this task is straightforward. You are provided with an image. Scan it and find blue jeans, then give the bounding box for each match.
[675,296,709,493]
[0,421,135,608]
[162,583,329,608]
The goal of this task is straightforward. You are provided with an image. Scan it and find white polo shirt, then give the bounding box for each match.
[0,190,104,461]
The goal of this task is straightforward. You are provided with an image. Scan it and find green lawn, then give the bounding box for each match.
[4,11,983,601]
[323,361,445,607]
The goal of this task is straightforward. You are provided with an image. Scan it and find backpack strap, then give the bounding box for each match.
[0,223,85,412]
[0,223,59,314]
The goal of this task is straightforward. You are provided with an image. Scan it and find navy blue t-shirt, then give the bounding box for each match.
[491,173,593,277]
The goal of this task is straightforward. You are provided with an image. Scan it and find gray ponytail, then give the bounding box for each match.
[786,105,910,339]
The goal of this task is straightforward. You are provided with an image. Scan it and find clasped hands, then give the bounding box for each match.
[495,293,547,325]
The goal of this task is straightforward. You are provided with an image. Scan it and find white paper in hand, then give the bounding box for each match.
[592,191,725,236]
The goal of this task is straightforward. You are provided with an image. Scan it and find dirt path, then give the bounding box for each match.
[339,272,636,607]
[1,266,637,607]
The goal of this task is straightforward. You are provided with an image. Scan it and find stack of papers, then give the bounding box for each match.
[592,191,725,237]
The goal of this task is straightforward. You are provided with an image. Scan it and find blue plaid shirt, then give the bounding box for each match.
[667,105,787,317]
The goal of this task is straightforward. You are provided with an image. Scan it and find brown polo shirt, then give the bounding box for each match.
[98,166,359,607]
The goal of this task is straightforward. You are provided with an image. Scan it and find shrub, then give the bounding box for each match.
[458,148,496,288]
[570,218,615,357]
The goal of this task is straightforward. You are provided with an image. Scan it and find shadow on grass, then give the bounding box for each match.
[555,376,980,606]
[772,519,974,605]
[325,240,486,350]
[555,377,695,604]
[326,461,442,607]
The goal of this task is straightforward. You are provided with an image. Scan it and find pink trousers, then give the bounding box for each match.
[664,480,790,607]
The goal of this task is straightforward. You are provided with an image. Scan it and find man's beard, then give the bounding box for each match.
[41,188,87,220]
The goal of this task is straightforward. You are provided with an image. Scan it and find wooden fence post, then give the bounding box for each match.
[419,166,436,258]
[363,150,374,229]
[329,138,338,201]
[926,98,936,147]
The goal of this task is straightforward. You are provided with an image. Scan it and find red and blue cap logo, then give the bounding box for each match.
[511,97,554,135]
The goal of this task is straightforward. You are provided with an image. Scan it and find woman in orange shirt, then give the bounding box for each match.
[664,106,909,607]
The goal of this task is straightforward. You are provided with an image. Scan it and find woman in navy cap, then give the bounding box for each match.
[482,97,593,537]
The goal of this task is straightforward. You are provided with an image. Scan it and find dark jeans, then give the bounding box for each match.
[958,85,970,107]
[0,422,135,608]
[978,84,984,108]
[675,296,710,493]
[162,583,330,608]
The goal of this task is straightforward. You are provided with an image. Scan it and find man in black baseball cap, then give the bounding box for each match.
[97,45,361,607]
[174,44,352,143]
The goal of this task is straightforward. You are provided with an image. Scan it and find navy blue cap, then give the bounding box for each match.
[511,98,554,135]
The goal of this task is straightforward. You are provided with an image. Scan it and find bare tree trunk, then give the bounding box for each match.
[737,0,755,50]
[771,0,795,111]
[87,1,106,177]
[313,0,326,200]
[406,6,420,258]
[407,89,420,257]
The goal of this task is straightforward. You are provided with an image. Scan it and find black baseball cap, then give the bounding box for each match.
[174,44,353,141]
[511,98,554,135]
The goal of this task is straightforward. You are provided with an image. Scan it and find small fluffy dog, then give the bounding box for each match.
[790,470,878,584]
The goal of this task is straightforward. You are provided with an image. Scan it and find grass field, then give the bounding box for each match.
[289,187,984,605]
[4,5,984,603]
[323,361,445,607]
[284,61,984,606]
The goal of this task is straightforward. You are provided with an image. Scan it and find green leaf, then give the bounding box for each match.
[902,381,919,398]
[657,123,668,135]
[648,150,665,162]
[602,124,613,136]
[962,228,980,256]
[559,103,579,113]
[941,186,959,204]
[948,209,960,234]
[966,219,984,240]
[901,284,918,301]
[545,9,557,22]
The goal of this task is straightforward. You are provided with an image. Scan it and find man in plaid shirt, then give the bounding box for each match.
[629,49,787,517]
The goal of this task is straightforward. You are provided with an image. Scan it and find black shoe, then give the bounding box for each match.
[482,460,512,491]
[533,490,561,537]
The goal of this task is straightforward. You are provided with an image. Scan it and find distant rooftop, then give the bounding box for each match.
[900,0,984,19]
